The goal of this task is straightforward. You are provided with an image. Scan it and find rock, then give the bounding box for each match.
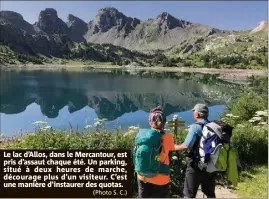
[250,21,268,34]
[0,11,24,21]
[183,44,193,54]
[35,8,68,35]
[67,14,87,42]
[208,28,217,36]
[0,10,37,35]
[154,12,191,29]
[0,10,71,57]
[89,7,140,36]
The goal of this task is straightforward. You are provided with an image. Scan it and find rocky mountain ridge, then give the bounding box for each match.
[0,7,230,51]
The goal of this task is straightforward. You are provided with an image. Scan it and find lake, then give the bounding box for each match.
[0,69,246,136]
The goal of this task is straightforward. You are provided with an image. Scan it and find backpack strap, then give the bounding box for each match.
[159,130,170,175]
[187,121,210,170]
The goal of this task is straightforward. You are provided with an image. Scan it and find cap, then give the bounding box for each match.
[192,104,209,114]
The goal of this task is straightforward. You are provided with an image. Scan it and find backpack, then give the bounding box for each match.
[133,128,170,178]
[193,120,234,173]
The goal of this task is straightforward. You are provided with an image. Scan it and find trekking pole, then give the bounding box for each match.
[172,115,184,198]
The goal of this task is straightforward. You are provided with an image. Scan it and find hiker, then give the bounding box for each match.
[133,106,181,198]
[174,104,217,198]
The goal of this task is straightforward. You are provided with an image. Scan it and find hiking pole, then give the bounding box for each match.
[172,115,184,198]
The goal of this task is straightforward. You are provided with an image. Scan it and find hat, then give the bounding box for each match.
[192,104,209,114]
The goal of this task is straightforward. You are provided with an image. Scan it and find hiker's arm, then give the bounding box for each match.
[174,124,198,151]
[174,143,188,151]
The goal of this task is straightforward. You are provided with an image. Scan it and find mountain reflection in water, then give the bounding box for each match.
[0,69,244,135]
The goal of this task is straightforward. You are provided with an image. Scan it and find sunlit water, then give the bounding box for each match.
[0,69,246,136]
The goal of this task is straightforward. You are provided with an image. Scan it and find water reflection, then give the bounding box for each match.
[0,69,243,135]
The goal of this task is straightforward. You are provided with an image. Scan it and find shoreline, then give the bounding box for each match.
[1,64,267,77]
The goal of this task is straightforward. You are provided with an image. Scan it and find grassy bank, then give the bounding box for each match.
[236,165,268,198]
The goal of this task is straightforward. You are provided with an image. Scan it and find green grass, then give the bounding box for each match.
[236,165,268,198]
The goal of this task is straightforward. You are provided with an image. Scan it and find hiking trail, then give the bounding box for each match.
[197,185,238,198]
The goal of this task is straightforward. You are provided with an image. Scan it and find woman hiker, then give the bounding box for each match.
[134,106,182,198]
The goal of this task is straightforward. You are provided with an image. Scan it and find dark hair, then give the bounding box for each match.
[149,106,166,129]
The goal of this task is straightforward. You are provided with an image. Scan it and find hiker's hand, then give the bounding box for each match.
[174,143,188,151]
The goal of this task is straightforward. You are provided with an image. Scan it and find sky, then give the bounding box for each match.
[1,1,268,31]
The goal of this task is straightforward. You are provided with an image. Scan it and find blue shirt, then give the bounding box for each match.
[184,119,208,148]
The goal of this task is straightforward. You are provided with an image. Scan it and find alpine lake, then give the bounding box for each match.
[0,68,253,136]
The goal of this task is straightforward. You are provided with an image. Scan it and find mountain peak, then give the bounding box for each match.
[41,8,58,18]
[67,14,87,42]
[0,10,37,35]
[68,14,77,21]
[96,7,124,20]
[0,11,24,21]
[154,12,190,29]
[251,20,268,34]
[157,12,171,19]
[90,7,140,34]
[98,7,120,14]
[68,14,86,25]
[36,8,68,35]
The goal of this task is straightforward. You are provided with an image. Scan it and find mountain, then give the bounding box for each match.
[84,8,228,51]
[0,10,71,57]
[0,7,229,53]
[0,8,267,68]
[0,11,38,35]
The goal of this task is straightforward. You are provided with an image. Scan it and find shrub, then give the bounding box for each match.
[231,123,267,166]
[227,90,267,122]
[222,77,268,166]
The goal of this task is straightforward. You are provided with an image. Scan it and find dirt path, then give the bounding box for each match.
[197,185,238,198]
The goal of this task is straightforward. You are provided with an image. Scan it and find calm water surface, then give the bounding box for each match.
[0,69,246,136]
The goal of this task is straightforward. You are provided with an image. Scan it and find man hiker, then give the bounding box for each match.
[134,106,182,198]
[174,104,216,198]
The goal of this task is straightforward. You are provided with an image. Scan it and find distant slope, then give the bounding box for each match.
[167,21,268,69]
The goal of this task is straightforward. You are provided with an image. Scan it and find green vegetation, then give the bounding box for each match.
[1,77,267,198]
[220,77,268,198]
[64,42,154,67]
[167,30,268,69]
[0,43,170,67]
[236,166,268,198]
[1,28,267,69]
[0,45,46,65]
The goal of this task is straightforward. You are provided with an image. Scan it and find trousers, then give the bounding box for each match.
[137,179,170,198]
[183,164,216,198]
